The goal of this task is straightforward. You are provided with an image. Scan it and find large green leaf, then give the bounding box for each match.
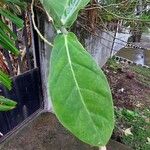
[0,96,17,111]
[49,32,114,146]
[40,0,90,28]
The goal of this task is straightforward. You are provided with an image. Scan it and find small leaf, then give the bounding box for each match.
[40,0,90,28]
[0,96,17,111]
[0,70,12,90]
[0,104,15,111]
[49,32,114,146]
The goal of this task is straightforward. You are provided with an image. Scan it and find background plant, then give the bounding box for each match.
[115,108,150,150]
[0,0,26,111]
[0,70,17,111]
[0,0,25,55]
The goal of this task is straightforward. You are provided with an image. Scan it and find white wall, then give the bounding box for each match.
[85,29,115,66]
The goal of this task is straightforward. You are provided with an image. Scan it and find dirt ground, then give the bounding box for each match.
[103,59,150,110]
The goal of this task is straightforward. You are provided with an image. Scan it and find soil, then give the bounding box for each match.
[103,60,150,110]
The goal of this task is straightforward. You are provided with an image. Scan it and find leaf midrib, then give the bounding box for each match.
[64,34,98,133]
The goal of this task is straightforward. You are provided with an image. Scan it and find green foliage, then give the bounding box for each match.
[107,58,121,71]
[0,70,17,111]
[131,65,150,87]
[49,32,114,146]
[0,20,17,40]
[0,8,23,28]
[132,65,150,78]
[40,0,90,29]
[0,0,23,112]
[115,108,150,150]
[0,0,25,55]
[98,0,150,34]
[0,28,20,55]
[40,0,114,147]
[0,96,17,111]
[5,0,27,10]
[0,70,12,90]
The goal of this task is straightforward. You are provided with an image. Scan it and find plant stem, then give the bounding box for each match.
[31,0,53,47]
[60,27,68,35]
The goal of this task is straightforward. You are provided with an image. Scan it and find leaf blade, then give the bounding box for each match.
[49,32,114,146]
[0,96,17,111]
[0,8,23,28]
[0,28,19,55]
[40,0,90,28]
[0,70,12,90]
[0,20,17,40]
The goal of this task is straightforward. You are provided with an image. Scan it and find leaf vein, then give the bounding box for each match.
[64,34,99,134]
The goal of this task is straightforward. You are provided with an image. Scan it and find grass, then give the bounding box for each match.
[115,108,150,150]
[131,65,150,87]
[131,65,150,78]
[107,58,121,71]
[107,58,150,87]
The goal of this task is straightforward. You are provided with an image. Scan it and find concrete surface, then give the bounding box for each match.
[0,112,133,150]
